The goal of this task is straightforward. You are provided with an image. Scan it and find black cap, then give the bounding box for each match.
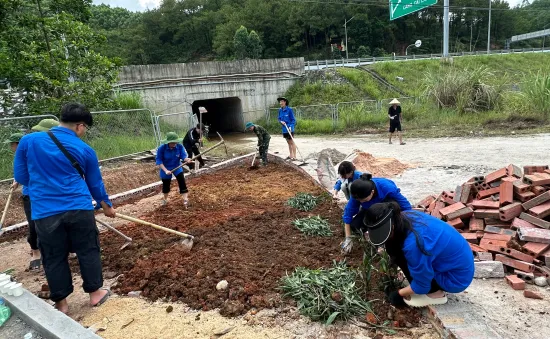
[363,203,394,246]
[277,97,289,105]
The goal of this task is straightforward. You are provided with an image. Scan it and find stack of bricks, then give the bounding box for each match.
[415,164,550,292]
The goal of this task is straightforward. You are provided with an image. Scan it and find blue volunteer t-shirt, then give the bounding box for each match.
[155,143,188,179]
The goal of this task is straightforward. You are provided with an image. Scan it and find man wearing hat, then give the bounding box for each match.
[277,97,297,160]
[156,132,192,207]
[388,98,405,145]
[245,122,270,166]
[32,118,60,132]
[183,123,206,169]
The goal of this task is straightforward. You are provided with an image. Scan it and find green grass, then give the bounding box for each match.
[284,81,364,106]
[336,68,398,99]
[88,134,156,160]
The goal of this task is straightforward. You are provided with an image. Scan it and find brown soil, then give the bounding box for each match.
[352,150,410,177]
[0,162,159,231]
[93,162,421,326]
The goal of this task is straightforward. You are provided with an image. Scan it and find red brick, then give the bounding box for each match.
[485,218,505,225]
[474,209,500,219]
[469,243,487,253]
[522,242,550,257]
[522,191,550,210]
[538,248,550,267]
[454,183,474,204]
[476,187,500,200]
[471,200,499,209]
[511,217,537,230]
[476,251,493,261]
[523,165,549,175]
[486,167,508,183]
[440,195,455,205]
[495,254,535,272]
[461,232,479,243]
[531,185,548,196]
[517,227,550,243]
[447,207,474,221]
[513,180,531,193]
[523,290,543,299]
[480,238,508,250]
[440,202,466,218]
[499,202,523,221]
[505,275,526,290]
[417,195,436,209]
[508,164,523,178]
[431,201,445,219]
[442,191,455,199]
[529,201,550,219]
[483,233,513,242]
[483,244,535,263]
[499,181,514,206]
[469,218,485,232]
[516,191,536,202]
[484,226,516,236]
[524,173,550,186]
[447,218,465,229]
[519,212,550,229]
[427,200,436,213]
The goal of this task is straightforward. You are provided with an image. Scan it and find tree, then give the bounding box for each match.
[233,25,249,59]
[357,45,371,57]
[0,0,119,115]
[248,30,262,59]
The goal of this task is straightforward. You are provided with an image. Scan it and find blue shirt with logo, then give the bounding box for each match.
[278,106,296,134]
[13,127,111,220]
[156,143,188,179]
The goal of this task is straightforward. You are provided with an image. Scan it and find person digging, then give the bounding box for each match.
[277,97,297,160]
[183,123,206,170]
[245,122,271,166]
[388,98,405,145]
[14,103,115,314]
[361,201,474,308]
[156,132,192,207]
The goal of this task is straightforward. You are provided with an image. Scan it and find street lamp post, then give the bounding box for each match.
[406,40,422,55]
[543,23,550,50]
[343,16,355,59]
[487,0,492,54]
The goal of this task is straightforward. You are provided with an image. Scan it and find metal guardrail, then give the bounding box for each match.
[305,47,550,71]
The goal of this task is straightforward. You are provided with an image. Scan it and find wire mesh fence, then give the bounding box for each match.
[154,112,194,146]
[85,109,157,162]
[0,115,59,181]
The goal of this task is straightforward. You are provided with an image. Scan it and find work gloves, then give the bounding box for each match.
[387,290,406,307]
[340,237,353,255]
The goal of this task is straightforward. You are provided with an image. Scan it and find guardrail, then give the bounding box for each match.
[305,47,550,71]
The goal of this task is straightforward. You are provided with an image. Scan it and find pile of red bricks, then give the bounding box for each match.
[415,164,550,295]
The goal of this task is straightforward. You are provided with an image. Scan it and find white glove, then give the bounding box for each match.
[389,116,395,120]
[340,237,353,255]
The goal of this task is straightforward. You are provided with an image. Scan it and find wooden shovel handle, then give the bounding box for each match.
[115,213,194,239]
[0,187,15,227]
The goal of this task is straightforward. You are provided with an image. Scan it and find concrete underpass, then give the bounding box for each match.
[192,97,243,134]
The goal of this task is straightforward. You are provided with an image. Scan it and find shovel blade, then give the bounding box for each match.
[181,238,194,250]
[120,241,132,250]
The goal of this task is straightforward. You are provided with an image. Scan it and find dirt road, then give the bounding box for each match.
[252,133,550,203]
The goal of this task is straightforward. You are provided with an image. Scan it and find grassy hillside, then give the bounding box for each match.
[266,53,550,136]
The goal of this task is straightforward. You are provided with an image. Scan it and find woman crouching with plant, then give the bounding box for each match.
[362,201,474,307]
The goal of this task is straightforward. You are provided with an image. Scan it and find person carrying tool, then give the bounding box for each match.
[388,98,405,145]
[277,97,297,160]
[14,103,115,314]
[361,201,474,307]
[332,161,364,200]
[183,123,206,169]
[245,122,270,166]
[156,132,192,207]
[340,173,411,255]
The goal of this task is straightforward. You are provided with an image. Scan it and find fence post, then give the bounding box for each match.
[373,56,376,63]
[316,60,319,69]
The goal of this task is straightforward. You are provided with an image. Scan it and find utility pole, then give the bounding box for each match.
[443,0,449,57]
[344,16,355,59]
[487,0,492,54]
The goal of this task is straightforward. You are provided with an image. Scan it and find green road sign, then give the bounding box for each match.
[390,0,437,21]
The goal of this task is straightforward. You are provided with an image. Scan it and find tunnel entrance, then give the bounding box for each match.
[192,97,243,134]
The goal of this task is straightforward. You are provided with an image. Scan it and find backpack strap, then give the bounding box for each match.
[47,131,85,179]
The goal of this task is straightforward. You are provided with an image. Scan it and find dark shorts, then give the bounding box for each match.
[389,121,402,133]
[283,132,295,140]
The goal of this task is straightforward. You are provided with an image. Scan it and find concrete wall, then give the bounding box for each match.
[118,58,304,131]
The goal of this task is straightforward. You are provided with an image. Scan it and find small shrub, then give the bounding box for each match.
[293,216,333,237]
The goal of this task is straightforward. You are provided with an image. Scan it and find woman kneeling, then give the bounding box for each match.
[363,201,474,307]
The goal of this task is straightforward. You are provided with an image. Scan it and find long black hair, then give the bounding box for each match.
[382,201,431,256]
[338,161,355,177]
[350,173,376,200]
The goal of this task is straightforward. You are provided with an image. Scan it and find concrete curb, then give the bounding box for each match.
[2,288,100,339]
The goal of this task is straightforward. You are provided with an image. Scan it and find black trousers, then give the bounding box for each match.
[34,210,103,302]
[184,144,205,169]
[162,172,188,194]
[22,195,38,250]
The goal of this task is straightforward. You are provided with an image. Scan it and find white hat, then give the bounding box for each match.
[389,98,400,105]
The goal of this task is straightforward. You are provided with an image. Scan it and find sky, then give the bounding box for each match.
[93,0,524,12]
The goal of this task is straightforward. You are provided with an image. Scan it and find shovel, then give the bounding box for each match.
[95,218,132,250]
[115,213,194,250]
[281,122,307,166]
[249,148,259,170]
[170,132,228,173]
[0,186,15,230]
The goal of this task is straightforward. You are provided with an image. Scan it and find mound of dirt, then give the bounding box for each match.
[351,150,409,177]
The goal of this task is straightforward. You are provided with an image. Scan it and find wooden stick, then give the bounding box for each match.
[0,186,15,228]
[115,213,194,240]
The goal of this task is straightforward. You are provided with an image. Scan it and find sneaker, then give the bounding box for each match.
[161,199,167,206]
[400,142,406,145]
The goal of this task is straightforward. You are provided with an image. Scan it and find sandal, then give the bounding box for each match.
[92,288,111,307]
[404,293,447,308]
[400,142,406,145]
[29,259,41,271]
[183,199,189,209]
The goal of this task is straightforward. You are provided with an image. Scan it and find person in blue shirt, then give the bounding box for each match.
[277,97,297,160]
[156,132,192,207]
[14,103,115,314]
[362,201,474,308]
[332,161,363,200]
[341,173,411,254]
